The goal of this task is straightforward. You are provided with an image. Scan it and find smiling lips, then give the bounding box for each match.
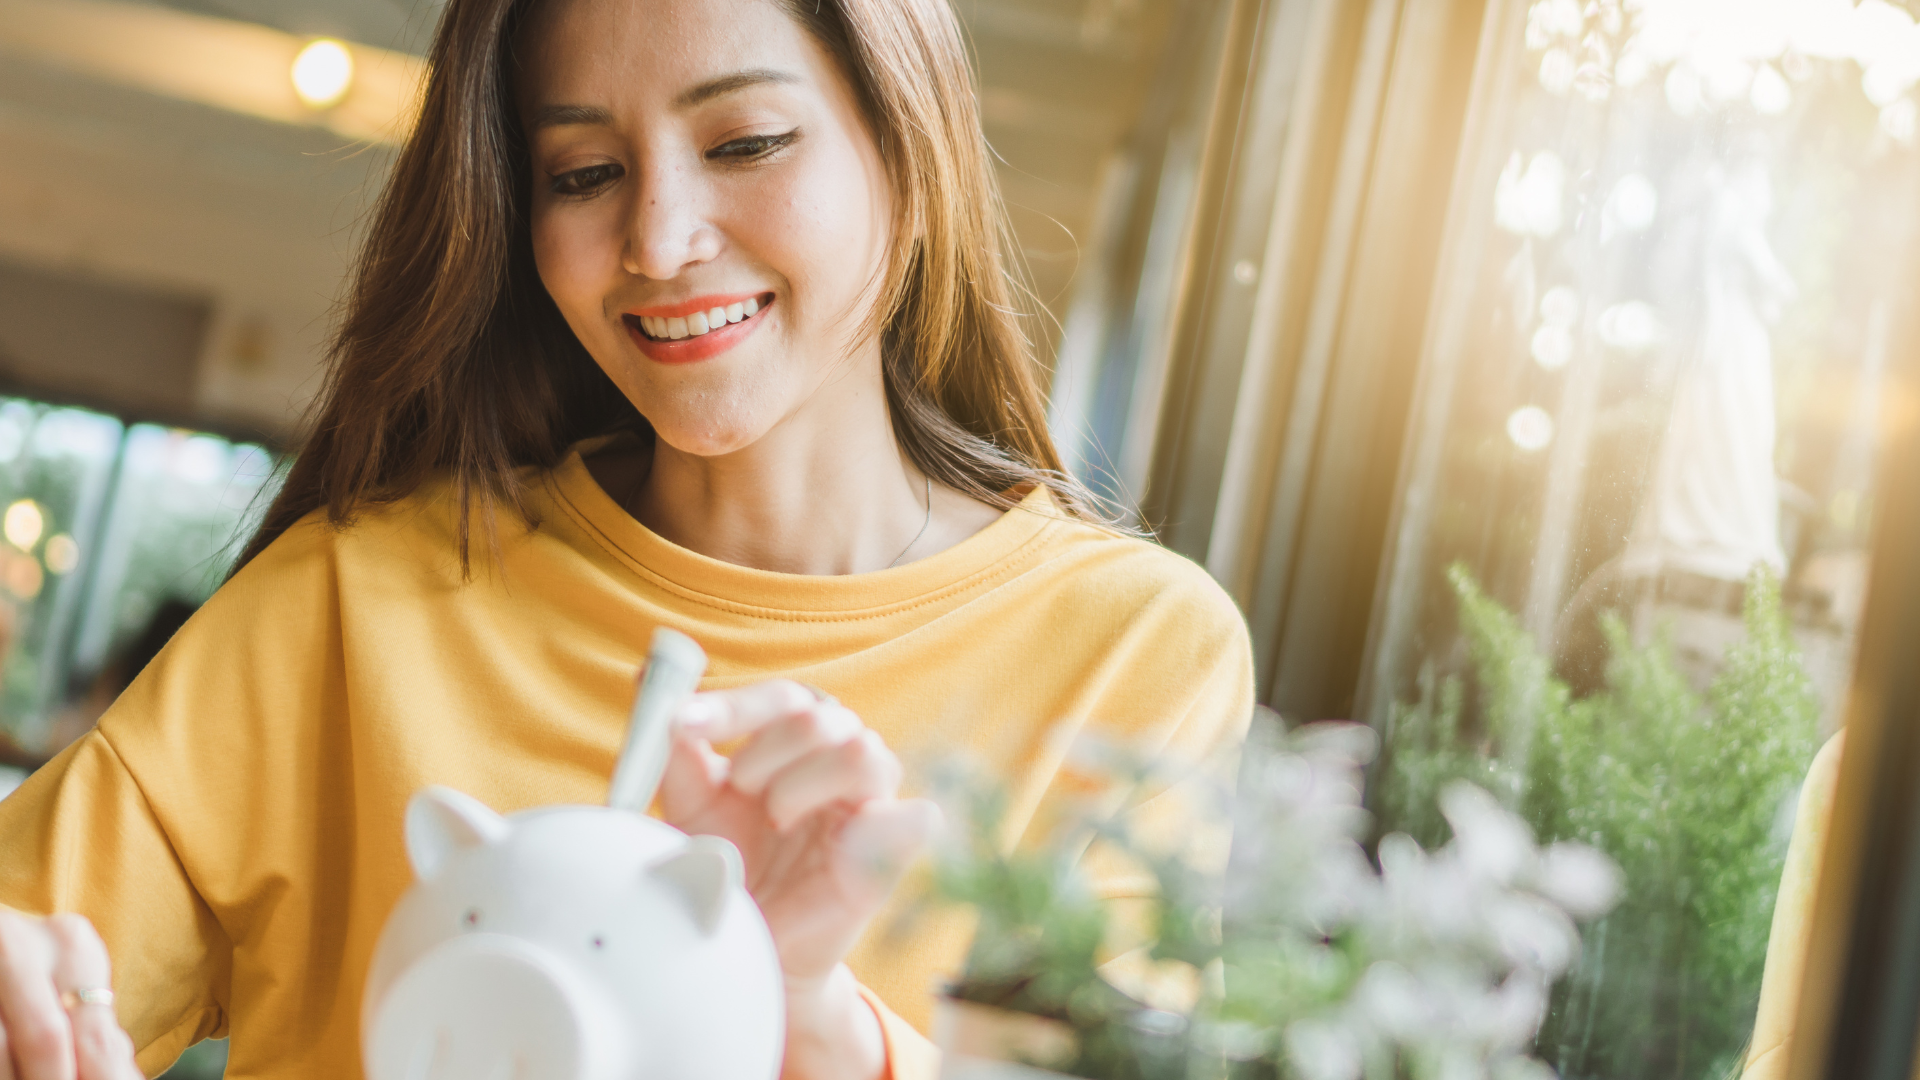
[622,292,773,364]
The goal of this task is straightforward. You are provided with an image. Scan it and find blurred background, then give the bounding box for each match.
[7,0,1920,1077]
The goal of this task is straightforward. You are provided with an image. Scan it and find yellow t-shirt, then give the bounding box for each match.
[0,449,1254,1079]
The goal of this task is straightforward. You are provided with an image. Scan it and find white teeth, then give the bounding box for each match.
[643,298,765,342]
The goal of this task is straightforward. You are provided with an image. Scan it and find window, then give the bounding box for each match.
[0,399,282,752]
[1361,6,1919,1074]
[1082,0,1920,1076]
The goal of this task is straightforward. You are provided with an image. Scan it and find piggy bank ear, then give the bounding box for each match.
[405,787,511,881]
[649,835,743,936]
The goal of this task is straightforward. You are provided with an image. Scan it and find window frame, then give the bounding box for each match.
[1124,0,1920,1075]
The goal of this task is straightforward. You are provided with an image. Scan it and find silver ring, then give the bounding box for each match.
[61,987,113,1009]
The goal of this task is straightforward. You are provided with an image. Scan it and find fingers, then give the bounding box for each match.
[42,919,134,1080]
[65,1003,135,1080]
[727,704,865,798]
[675,681,817,744]
[762,730,901,831]
[675,680,912,836]
[837,798,943,903]
[0,911,73,1080]
[656,729,731,821]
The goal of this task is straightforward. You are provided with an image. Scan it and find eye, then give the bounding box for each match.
[548,163,624,197]
[591,935,605,950]
[706,130,799,163]
[462,908,481,930]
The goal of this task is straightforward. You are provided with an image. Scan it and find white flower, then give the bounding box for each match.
[1493,1055,1560,1080]
[1530,843,1625,918]
[1486,895,1581,976]
[1479,971,1552,1049]
[1437,1048,1489,1080]
[1286,1019,1363,1080]
[1441,783,1538,885]
[1357,962,1435,1039]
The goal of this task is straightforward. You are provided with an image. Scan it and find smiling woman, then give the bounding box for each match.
[233,0,1100,576]
[0,0,1254,1078]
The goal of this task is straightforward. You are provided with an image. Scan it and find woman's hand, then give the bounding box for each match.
[0,910,141,1080]
[658,681,939,1080]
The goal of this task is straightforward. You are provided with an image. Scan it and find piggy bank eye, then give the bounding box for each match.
[591,935,605,950]
[461,909,481,930]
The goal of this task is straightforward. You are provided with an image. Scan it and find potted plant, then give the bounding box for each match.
[917,718,1622,1080]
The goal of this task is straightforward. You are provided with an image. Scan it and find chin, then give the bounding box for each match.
[623,363,806,459]
[647,416,775,459]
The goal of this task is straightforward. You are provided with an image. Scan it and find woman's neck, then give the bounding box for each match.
[592,366,1002,576]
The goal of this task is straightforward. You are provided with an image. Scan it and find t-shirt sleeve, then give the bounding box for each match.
[0,729,232,1074]
[0,512,341,1076]
[1034,557,1257,889]
[860,983,941,1080]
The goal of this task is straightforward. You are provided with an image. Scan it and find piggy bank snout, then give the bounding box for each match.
[365,934,630,1080]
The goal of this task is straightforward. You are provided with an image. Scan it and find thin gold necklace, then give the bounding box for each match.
[626,455,933,570]
[887,475,934,569]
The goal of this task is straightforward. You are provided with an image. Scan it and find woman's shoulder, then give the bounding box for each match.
[233,468,561,590]
[1016,509,1256,755]
[1028,510,1247,643]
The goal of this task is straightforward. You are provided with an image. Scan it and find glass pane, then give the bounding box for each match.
[1361,3,1920,1078]
[0,400,126,747]
[67,425,284,686]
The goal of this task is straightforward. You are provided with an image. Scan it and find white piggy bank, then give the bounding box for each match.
[361,786,785,1080]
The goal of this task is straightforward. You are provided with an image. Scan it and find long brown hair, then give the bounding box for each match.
[236,0,1104,573]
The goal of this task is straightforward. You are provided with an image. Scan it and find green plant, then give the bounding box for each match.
[1376,566,1819,1080]
[923,722,1621,1080]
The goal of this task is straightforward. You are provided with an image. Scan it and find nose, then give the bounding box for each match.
[622,159,722,281]
[363,935,631,1080]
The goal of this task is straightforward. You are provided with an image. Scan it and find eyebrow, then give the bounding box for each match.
[674,68,802,108]
[528,69,803,133]
[529,103,616,131]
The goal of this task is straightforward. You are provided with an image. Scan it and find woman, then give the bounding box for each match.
[0,0,1252,1076]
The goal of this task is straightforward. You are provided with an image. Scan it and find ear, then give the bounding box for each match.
[649,835,742,936]
[405,786,511,881]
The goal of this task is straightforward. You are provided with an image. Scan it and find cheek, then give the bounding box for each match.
[531,204,621,327]
[745,153,889,327]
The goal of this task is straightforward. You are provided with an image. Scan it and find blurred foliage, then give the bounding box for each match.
[925,721,1618,1080]
[156,1039,226,1080]
[927,769,1144,1074]
[1376,565,1819,1080]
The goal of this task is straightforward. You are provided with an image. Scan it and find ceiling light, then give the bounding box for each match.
[292,38,354,110]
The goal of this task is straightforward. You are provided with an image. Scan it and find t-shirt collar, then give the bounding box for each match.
[546,447,1061,617]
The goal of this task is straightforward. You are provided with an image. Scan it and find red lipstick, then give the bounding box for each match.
[622,292,774,365]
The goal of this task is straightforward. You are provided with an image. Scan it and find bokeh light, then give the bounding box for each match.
[44,534,79,576]
[4,500,44,552]
[291,39,354,110]
[1507,406,1557,451]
